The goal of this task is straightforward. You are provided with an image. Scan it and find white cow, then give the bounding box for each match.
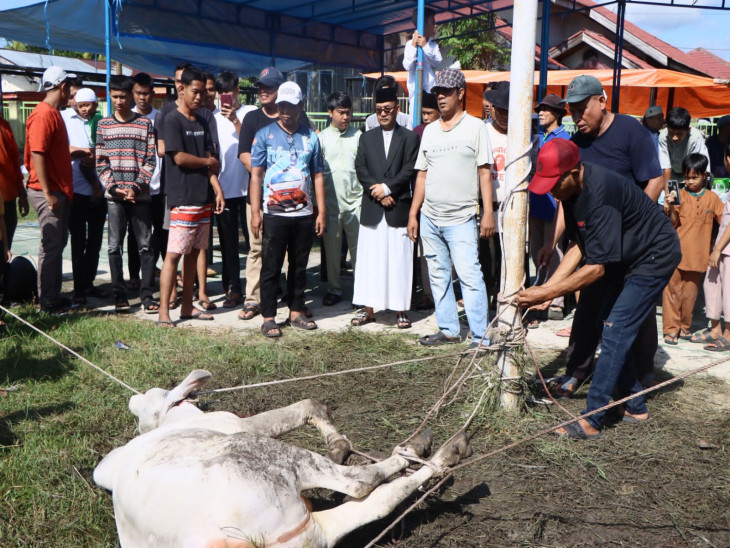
[94,369,472,548]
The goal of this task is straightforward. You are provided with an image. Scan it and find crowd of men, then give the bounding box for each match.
[3,49,730,437]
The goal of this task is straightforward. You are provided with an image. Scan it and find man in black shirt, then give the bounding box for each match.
[518,139,680,439]
[157,68,225,327]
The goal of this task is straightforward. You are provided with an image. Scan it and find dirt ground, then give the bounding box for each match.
[208,347,730,548]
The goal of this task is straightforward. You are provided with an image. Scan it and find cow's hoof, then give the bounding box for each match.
[327,437,352,465]
[398,427,433,459]
[432,431,472,469]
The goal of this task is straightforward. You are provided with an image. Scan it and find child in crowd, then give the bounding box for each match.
[662,153,723,345]
[698,141,730,351]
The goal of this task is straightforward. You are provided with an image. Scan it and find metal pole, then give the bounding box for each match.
[105,0,111,116]
[412,0,424,128]
[498,0,538,410]
[538,0,551,101]
[611,0,626,113]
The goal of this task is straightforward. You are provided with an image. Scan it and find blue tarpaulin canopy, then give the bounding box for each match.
[0,0,498,76]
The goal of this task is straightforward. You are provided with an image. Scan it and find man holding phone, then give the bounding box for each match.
[213,71,256,309]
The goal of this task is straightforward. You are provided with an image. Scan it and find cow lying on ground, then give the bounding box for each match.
[94,369,472,548]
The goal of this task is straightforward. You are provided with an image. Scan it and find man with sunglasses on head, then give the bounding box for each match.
[408,68,494,352]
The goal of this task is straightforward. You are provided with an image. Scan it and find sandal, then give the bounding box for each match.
[222,293,243,308]
[261,319,281,338]
[323,293,342,306]
[155,319,175,328]
[556,421,603,440]
[351,310,376,327]
[142,300,160,314]
[239,303,260,320]
[115,301,131,313]
[690,329,717,344]
[198,299,217,311]
[418,331,461,346]
[678,329,692,340]
[663,333,678,345]
[180,310,214,321]
[396,312,412,329]
[705,336,730,352]
[556,327,572,337]
[289,314,317,330]
[548,375,579,399]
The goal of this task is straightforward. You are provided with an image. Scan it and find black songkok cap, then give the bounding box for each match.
[375,86,398,103]
[421,92,438,110]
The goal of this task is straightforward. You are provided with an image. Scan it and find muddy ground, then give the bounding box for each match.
[210,348,730,548]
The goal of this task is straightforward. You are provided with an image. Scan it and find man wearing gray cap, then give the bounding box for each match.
[24,66,76,313]
[642,105,664,152]
[538,74,664,397]
[408,68,494,351]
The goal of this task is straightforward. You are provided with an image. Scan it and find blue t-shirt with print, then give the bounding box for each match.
[251,122,323,217]
[530,125,571,221]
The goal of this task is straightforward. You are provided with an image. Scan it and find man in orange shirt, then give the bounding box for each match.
[24,66,75,313]
[0,111,28,249]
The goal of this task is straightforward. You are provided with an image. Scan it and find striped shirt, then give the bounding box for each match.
[96,113,156,201]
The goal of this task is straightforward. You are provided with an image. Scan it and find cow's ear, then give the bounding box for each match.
[164,370,213,408]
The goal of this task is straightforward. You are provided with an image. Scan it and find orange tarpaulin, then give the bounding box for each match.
[367,69,730,118]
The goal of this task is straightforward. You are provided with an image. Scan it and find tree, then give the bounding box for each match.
[6,40,95,60]
[438,14,510,71]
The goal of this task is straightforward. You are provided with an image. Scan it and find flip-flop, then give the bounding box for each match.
[705,336,730,352]
[663,334,678,345]
[678,329,693,340]
[690,329,717,344]
[288,315,317,330]
[180,310,214,321]
[239,303,260,320]
[143,301,160,314]
[155,319,175,328]
[198,299,217,311]
[556,327,572,337]
[556,421,603,440]
[261,320,281,338]
[419,331,461,346]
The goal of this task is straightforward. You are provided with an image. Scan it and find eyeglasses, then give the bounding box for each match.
[375,106,395,115]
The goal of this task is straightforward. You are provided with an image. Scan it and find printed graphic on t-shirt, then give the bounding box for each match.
[262,135,313,214]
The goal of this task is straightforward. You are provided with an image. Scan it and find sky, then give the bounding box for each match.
[611,1,730,60]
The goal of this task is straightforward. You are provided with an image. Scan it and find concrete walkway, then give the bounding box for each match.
[10,219,730,384]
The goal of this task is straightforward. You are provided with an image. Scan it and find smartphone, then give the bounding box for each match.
[220,93,232,109]
[667,179,681,206]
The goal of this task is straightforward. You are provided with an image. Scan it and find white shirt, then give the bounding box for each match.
[365,112,412,131]
[214,105,256,199]
[403,35,442,125]
[132,106,162,195]
[62,108,95,196]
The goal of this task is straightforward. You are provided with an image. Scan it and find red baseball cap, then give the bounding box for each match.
[529,139,581,195]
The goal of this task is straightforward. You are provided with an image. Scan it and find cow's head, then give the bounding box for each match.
[129,369,213,433]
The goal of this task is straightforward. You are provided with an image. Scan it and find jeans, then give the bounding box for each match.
[583,274,671,430]
[69,194,107,294]
[420,213,488,340]
[128,193,166,278]
[260,214,313,318]
[27,188,71,308]
[107,200,154,303]
[216,196,244,295]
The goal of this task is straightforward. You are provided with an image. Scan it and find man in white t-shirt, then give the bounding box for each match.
[408,68,494,352]
[62,87,106,305]
[213,71,257,308]
[402,6,442,128]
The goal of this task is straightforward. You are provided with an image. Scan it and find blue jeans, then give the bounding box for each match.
[583,274,670,430]
[420,213,488,340]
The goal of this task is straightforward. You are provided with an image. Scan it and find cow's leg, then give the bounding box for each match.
[312,432,472,547]
[297,429,433,498]
[240,399,350,463]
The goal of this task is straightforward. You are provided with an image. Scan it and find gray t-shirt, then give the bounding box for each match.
[415,112,493,226]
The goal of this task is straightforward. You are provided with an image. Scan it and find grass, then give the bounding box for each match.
[1,308,729,547]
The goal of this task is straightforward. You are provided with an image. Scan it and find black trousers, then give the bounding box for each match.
[4,198,17,250]
[478,232,501,307]
[260,214,313,318]
[69,194,107,294]
[565,277,658,382]
[128,193,166,278]
[216,196,244,295]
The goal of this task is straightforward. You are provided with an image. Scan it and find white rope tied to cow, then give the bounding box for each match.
[0,304,141,395]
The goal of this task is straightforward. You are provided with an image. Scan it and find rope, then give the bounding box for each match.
[365,352,730,548]
[197,352,465,395]
[0,305,141,395]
